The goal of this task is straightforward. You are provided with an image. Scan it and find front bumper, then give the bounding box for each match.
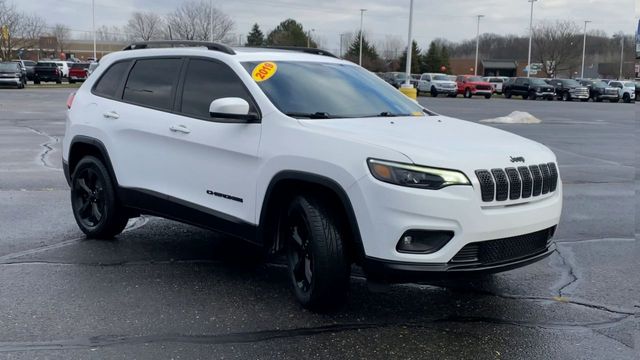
[435,87,457,94]
[0,78,21,85]
[570,92,589,99]
[471,89,492,95]
[349,172,562,275]
[534,91,555,97]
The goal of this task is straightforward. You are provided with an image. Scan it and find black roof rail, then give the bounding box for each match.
[262,46,338,58]
[122,40,235,55]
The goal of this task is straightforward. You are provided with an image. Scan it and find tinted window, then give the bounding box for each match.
[180,59,255,118]
[123,58,181,110]
[94,61,130,98]
[71,63,89,69]
[515,78,525,85]
[0,63,19,72]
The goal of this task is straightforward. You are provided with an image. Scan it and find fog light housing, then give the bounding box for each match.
[396,230,454,254]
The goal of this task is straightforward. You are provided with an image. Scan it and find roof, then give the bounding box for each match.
[482,60,517,69]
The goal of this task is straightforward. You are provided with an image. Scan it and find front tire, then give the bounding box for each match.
[504,89,512,99]
[464,88,472,98]
[562,92,571,101]
[430,87,438,97]
[70,156,129,239]
[623,93,631,103]
[282,195,350,311]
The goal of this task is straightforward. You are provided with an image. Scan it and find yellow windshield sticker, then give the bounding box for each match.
[411,111,425,116]
[252,62,277,82]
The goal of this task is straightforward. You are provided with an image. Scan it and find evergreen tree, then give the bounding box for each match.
[344,31,381,71]
[398,40,422,73]
[423,42,441,72]
[266,19,316,47]
[439,44,451,74]
[245,23,265,46]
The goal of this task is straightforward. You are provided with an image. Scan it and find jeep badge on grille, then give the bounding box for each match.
[510,156,525,163]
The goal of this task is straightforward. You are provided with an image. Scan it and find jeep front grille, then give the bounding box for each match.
[475,163,558,202]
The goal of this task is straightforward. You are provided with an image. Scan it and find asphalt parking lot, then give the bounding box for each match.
[0,88,637,359]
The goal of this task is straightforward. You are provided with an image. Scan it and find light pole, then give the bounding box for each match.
[359,9,366,66]
[474,15,484,76]
[526,0,538,78]
[339,33,348,58]
[618,35,624,79]
[307,29,315,48]
[403,0,414,87]
[209,0,214,42]
[92,0,96,60]
[580,20,591,79]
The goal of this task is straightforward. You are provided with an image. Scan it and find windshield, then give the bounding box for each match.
[71,63,89,69]
[0,63,18,72]
[242,61,426,119]
[621,81,635,88]
[433,75,449,81]
[392,72,407,80]
[530,79,547,85]
[466,76,483,82]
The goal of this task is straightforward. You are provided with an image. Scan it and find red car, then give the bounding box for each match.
[68,63,90,84]
[455,75,493,99]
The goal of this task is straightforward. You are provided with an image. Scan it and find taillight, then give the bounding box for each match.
[66,92,76,109]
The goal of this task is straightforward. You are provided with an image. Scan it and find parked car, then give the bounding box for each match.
[40,60,71,78]
[455,75,493,98]
[416,73,458,97]
[483,76,509,94]
[635,81,640,99]
[62,41,561,310]
[33,62,62,84]
[545,79,589,101]
[0,61,25,88]
[503,77,555,100]
[87,62,100,76]
[387,72,410,88]
[68,63,91,84]
[12,59,35,82]
[578,79,620,102]
[607,80,636,103]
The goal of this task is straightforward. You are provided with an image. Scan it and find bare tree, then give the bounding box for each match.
[52,24,70,54]
[377,35,404,61]
[165,0,233,42]
[126,11,163,41]
[532,20,581,77]
[0,0,46,60]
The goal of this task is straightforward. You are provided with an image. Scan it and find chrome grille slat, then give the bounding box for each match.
[476,163,558,202]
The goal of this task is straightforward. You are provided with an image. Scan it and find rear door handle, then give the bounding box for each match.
[169,124,191,134]
[103,111,119,119]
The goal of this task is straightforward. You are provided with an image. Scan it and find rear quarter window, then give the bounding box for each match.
[93,61,131,99]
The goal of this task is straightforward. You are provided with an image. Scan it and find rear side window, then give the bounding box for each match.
[123,58,182,110]
[180,59,256,118]
[94,61,130,98]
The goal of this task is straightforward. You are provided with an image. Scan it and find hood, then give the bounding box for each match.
[299,115,555,173]
[463,80,491,86]
[432,80,457,86]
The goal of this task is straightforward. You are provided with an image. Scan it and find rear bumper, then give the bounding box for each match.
[364,242,555,283]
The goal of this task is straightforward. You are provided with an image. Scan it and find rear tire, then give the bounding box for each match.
[504,89,512,99]
[562,92,571,101]
[484,94,491,99]
[282,195,350,311]
[528,91,536,100]
[70,156,129,239]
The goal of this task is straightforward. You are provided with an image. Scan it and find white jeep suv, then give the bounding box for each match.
[62,41,562,311]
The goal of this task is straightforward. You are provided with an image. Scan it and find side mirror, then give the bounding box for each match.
[209,97,259,122]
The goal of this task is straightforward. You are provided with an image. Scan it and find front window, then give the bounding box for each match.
[530,79,547,86]
[466,76,483,82]
[562,79,581,87]
[0,63,19,72]
[241,61,426,119]
[432,75,449,81]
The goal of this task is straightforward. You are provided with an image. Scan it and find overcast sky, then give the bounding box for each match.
[15,0,638,52]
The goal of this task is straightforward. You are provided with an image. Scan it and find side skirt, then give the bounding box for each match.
[118,187,260,246]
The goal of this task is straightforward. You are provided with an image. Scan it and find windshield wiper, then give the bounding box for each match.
[285,112,333,119]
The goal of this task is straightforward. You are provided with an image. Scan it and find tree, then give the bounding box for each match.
[165,0,234,42]
[52,24,70,54]
[422,42,440,72]
[0,0,46,60]
[532,20,581,77]
[126,11,163,41]
[245,23,264,46]
[266,19,315,47]
[440,45,451,73]
[344,31,381,70]
[398,40,422,73]
[378,35,404,61]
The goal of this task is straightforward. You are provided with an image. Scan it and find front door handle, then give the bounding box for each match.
[103,111,120,119]
[169,124,191,134]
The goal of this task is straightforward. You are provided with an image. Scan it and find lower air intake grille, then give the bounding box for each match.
[450,227,556,265]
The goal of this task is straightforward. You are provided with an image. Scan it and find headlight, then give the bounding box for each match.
[367,159,470,190]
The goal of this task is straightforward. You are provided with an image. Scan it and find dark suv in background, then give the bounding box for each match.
[503,77,555,100]
[545,79,589,102]
[578,79,619,102]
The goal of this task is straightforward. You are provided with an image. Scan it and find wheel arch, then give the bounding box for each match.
[67,136,118,187]
[258,171,365,264]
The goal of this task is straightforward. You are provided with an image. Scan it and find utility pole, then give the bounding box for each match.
[527,0,538,78]
[474,15,484,76]
[306,29,315,48]
[619,35,624,79]
[92,0,96,60]
[580,20,591,79]
[359,9,366,66]
[339,33,348,58]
